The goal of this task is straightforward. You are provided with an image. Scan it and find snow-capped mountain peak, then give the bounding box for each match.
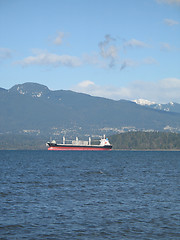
[133,99,156,106]
[133,99,180,113]
[9,82,50,98]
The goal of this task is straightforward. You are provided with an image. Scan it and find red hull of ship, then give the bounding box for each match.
[48,146,111,151]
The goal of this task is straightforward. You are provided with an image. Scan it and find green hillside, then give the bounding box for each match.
[1,83,180,137]
[109,132,180,150]
[1,132,180,150]
[0,134,47,150]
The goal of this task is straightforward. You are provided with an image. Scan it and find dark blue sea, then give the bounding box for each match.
[0,151,179,240]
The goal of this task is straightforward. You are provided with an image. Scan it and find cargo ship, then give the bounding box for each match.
[46,136,112,151]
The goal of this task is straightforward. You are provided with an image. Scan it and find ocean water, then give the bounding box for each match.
[0,151,179,240]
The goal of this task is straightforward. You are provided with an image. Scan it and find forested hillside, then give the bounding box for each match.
[0,134,47,150]
[1,132,180,150]
[1,83,180,137]
[109,132,180,150]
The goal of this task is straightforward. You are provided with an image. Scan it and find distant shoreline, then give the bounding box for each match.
[112,149,180,151]
[1,147,180,151]
[1,132,180,151]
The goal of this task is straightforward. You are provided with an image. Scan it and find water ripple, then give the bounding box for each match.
[0,150,179,239]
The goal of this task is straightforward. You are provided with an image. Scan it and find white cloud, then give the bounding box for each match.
[160,42,172,51]
[53,32,65,45]
[120,58,157,71]
[160,78,180,88]
[72,78,180,103]
[131,78,180,103]
[98,34,119,68]
[120,59,138,70]
[99,43,118,59]
[0,48,12,60]
[15,51,82,67]
[164,18,179,26]
[89,35,153,70]
[78,80,95,88]
[83,53,108,68]
[124,39,149,48]
[14,34,156,71]
[72,80,131,99]
[156,0,180,5]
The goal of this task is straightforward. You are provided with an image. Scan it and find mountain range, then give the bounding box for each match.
[133,99,180,113]
[1,82,180,138]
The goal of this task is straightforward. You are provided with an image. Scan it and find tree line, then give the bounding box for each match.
[109,132,180,150]
[0,132,180,150]
[0,134,48,150]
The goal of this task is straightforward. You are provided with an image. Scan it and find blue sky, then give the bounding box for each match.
[0,0,180,103]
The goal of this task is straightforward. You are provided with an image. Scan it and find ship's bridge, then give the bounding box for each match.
[100,137,111,146]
